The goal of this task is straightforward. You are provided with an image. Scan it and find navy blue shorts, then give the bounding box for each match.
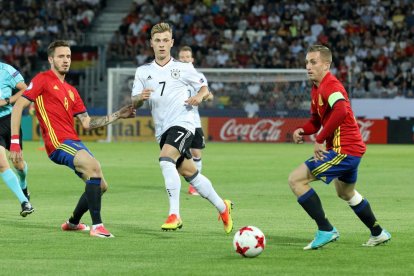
[305,149,361,184]
[49,140,93,178]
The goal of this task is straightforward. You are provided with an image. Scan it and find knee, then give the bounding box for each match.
[0,148,8,172]
[177,159,197,178]
[288,170,310,196]
[0,164,9,172]
[83,160,102,179]
[101,179,108,193]
[179,167,196,178]
[191,150,201,159]
[336,191,352,201]
[288,171,298,189]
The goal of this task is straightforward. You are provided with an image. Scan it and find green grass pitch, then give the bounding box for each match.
[0,141,413,275]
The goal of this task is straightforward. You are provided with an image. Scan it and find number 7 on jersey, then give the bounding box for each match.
[159,81,166,96]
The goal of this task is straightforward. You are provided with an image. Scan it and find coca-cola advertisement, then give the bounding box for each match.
[356,119,387,144]
[208,118,388,144]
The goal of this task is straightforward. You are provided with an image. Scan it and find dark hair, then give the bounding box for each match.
[47,40,70,57]
[307,45,332,63]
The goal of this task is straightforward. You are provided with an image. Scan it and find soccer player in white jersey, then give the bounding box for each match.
[131,22,233,233]
[178,46,213,196]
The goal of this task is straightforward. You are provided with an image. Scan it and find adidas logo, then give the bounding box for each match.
[53,85,59,90]
[147,75,152,80]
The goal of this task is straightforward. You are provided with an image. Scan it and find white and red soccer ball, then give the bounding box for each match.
[233,226,266,257]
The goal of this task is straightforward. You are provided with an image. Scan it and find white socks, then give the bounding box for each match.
[193,157,202,173]
[160,160,181,216]
[347,190,363,206]
[190,173,225,213]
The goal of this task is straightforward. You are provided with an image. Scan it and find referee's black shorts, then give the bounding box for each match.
[0,114,23,150]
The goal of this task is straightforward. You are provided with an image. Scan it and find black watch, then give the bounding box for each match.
[5,98,10,105]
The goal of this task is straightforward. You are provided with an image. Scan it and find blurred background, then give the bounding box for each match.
[2,0,414,143]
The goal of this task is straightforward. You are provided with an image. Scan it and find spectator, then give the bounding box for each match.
[385,81,398,98]
[244,97,259,118]
[369,80,387,98]
[105,0,414,105]
[247,82,261,96]
[352,81,367,98]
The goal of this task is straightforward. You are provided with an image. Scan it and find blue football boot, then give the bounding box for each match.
[304,227,339,250]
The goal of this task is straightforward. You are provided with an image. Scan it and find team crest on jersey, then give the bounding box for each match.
[171,69,180,79]
[318,94,323,106]
[64,97,68,110]
[68,90,75,102]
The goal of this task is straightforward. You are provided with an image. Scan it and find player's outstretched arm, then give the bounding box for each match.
[131,95,143,108]
[10,97,31,163]
[77,105,136,130]
[131,88,153,108]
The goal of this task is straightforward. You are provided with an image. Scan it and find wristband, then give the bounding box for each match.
[5,98,10,105]
[10,135,21,153]
[11,135,20,143]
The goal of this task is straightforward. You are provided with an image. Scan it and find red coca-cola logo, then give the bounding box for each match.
[219,119,285,141]
[357,120,374,142]
[209,117,386,144]
[308,120,374,142]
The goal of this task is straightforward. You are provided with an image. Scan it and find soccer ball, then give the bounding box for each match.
[233,226,266,257]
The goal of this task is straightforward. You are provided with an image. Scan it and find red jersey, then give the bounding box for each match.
[23,70,87,155]
[310,72,366,156]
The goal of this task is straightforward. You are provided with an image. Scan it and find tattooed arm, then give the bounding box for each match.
[131,88,153,108]
[76,105,136,130]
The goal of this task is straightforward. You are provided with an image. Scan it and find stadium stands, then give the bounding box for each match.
[2,0,414,115]
[0,0,104,80]
[107,0,414,102]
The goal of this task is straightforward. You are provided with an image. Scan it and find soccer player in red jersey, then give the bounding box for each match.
[10,40,135,238]
[288,45,390,250]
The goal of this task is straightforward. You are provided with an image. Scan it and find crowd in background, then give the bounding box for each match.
[0,0,104,80]
[108,0,414,116]
[1,0,414,117]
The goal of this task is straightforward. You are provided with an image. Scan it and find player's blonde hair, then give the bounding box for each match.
[47,40,70,57]
[151,22,172,38]
[307,45,332,64]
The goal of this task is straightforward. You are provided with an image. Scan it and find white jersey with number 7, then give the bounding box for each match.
[131,58,208,142]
